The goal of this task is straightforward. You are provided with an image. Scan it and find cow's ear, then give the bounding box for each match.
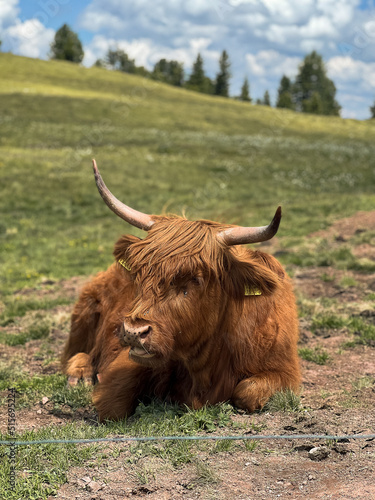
[223,255,280,299]
[113,234,142,262]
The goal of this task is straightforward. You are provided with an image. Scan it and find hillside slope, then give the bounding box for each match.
[0,53,374,291]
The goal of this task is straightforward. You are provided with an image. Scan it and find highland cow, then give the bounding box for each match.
[62,160,300,421]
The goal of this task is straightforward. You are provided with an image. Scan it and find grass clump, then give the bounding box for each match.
[193,460,220,485]
[0,322,50,346]
[299,346,330,365]
[311,313,347,332]
[339,275,358,288]
[347,317,375,346]
[0,296,72,326]
[263,389,301,413]
[351,376,374,391]
[0,374,92,410]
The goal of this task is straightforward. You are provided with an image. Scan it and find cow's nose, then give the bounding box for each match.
[123,322,152,343]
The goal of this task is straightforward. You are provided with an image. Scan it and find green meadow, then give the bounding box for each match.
[1,53,375,499]
[1,53,375,295]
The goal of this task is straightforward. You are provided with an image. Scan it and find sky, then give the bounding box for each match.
[1,0,375,119]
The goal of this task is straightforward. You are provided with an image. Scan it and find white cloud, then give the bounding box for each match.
[0,0,19,30]
[327,56,375,91]
[6,19,55,59]
[246,50,300,78]
[0,0,55,59]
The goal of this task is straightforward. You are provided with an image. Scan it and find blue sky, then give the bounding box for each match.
[1,0,375,119]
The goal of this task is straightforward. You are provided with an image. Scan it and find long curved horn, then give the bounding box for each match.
[92,159,155,231]
[217,206,282,246]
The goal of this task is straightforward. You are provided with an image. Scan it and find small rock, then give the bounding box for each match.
[308,446,330,461]
[334,443,350,454]
[36,409,42,414]
[41,397,49,405]
[86,480,103,493]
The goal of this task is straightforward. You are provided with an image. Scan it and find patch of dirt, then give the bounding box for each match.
[2,213,375,499]
[293,266,375,305]
[311,210,375,241]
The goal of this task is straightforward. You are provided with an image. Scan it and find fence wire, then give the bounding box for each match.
[1,433,375,447]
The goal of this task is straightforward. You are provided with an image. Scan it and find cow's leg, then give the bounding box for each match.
[61,288,101,386]
[92,349,151,421]
[232,370,300,412]
[65,352,94,386]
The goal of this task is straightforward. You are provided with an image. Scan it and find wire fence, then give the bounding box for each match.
[1,433,375,447]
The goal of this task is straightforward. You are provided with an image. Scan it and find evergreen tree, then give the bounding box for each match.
[302,91,323,114]
[215,50,231,97]
[187,54,205,89]
[370,99,375,119]
[186,54,214,94]
[276,75,294,109]
[153,59,184,86]
[240,77,251,102]
[50,24,84,63]
[292,51,341,116]
[263,90,271,106]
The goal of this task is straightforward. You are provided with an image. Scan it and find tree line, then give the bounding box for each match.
[93,45,343,116]
[3,23,375,118]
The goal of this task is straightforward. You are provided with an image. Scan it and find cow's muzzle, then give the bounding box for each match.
[121,321,155,359]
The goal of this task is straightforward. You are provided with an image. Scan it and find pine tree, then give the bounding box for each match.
[276,75,294,109]
[50,24,84,63]
[263,90,271,106]
[187,54,205,89]
[215,50,231,97]
[240,77,251,102]
[186,54,214,94]
[292,51,341,116]
[370,99,375,119]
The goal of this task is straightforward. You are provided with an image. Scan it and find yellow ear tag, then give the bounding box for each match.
[118,258,131,271]
[244,285,262,296]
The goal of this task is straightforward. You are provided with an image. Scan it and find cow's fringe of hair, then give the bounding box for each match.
[113,216,282,309]
[117,217,225,288]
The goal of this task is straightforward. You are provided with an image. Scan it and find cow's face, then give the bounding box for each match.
[91,160,282,367]
[113,218,279,368]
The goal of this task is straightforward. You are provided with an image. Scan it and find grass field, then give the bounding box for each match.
[1,53,375,499]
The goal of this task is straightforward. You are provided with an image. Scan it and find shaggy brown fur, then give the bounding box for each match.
[62,215,300,421]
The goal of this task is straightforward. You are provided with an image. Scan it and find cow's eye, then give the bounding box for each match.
[183,289,188,296]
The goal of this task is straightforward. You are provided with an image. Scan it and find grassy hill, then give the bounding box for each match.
[1,53,375,500]
[1,53,375,294]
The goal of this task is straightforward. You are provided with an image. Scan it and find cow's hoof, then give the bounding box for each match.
[67,375,93,387]
[67,376,79,387]
[65,353,93,387]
